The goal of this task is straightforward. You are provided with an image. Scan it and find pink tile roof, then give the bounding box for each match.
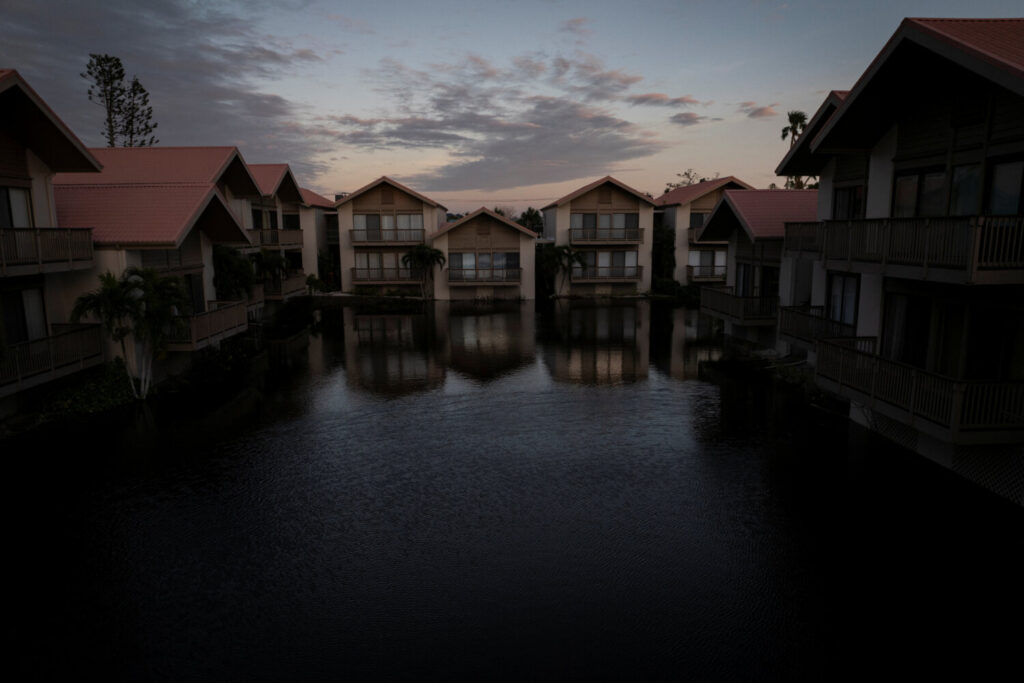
[335,176,446,210]
[654,176,754,207]
[0,68,101,173]
[432,207,538,239]
[300,187,335,209]
[703,190,818,242]
[248,162,304,204]
[542,176,657,210]
[908,18,1024,77]
[55,183,246,247]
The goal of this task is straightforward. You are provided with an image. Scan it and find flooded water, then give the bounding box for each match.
[8,301,1022,681]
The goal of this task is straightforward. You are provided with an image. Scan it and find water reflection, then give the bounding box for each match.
[439,301,536,381]
[657,307,723,381]
[342,308,445,396]
[543,300,650,384]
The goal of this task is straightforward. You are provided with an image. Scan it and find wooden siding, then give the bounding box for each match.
[351,184,423,212]
[447,215,520,250]
[569,183,643,211]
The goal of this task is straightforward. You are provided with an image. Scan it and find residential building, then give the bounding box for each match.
[542,176,656,296]
[54,147,254,366]
[654,176,753,285]
[336,176,447,295]
[698,189,817,350]
[1,69,104,403]
[775,18,1024,493]
[299,187,337,290]
[431,207,536,300]
[248,163,307,301]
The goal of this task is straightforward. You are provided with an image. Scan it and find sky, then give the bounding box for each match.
[2,0,1021,213]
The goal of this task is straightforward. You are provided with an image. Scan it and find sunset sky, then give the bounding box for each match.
[3,0,1020,213]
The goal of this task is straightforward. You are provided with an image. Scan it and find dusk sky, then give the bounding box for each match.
[3,0,1020,212]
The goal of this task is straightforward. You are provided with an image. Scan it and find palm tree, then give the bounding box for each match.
[71,270,142,397]
[401,244,446,299]
[780,110,808,148]
[552,244,586,296]
[122,266,187,398]
[516,207,544,234]
[253,248,289,291]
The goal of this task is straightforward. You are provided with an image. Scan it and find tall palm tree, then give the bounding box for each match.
[71,270,141,397]
[401,244,446,299]
[780,110,808,148]
[122,266,187,398]
[552,244,586,296]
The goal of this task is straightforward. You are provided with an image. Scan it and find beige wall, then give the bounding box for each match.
[431,214,536,300]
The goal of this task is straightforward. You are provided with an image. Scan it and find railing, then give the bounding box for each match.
[779,306,855,343]
[569,228,643,243]
[351,267,420,283]
[784,221,824,254]
[816,337,1024,434]
[0,323,103,391]
[686,265,726,281]
[350,229,424,244]
[700,286,778,322]
[0,228,94,275]
[448,268,522,283]
[167,301,248,348]
[251,229,303,247]
[264,273,307,298]
[571,265,643,281]
[822,216,1024,279]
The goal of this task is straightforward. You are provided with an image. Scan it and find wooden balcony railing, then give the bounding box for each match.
[570,265,643,282]
[784,221,824,254]
[779,305,855,343]
[569,228,643,243]
[249,229,303,248]
[821,216,1024,283]
[166,301,248,350]
[350,229,424,244]
[448,268,522,284]
[0,228,94,276]
[0,323,103,396]
[816,337,1024,438]
[686,265,726,281]
[264,272,307,299]
[700,286,778,323]
[351,267,421,283]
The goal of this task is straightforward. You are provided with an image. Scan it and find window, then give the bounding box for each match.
[892,170,946,217]
[987,160,1024,215]
[827,272,858,326]
[689,212,706,230]
[949,165,981,216]
[833,185,865,220]
[283,213,300,230]
[0,187,33,228]
[251,208,263,230]
[1,287,47,344]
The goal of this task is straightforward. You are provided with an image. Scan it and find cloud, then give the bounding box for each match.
[737,101,779,118]
[0,0,336,178]
[627,93,701,107]
[559,17,592,36]
[326,13,375,34]
[669,112,722,126]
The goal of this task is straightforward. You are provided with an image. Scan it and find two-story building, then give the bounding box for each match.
[654,176,753,286]
[542,176,656,296]
[775,18,1024,493]
[431,208,536,300]
[1,69,104,404]
[248,163,308,301]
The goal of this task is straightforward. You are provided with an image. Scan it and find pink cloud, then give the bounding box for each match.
[737,101,779,118]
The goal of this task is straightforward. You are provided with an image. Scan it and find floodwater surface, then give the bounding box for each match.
[8,301,1022,681]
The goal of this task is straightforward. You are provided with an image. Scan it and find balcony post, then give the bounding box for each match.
[35,229,42,268]
[908,368,918,421]
[950,382,966,439]
[968,217,981,281]
[881,219,889,267]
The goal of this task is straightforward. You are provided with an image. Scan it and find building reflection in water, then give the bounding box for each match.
[342,307,445,397]
[544,300,650,384]
[665,307,723,381]
[437,300,536,381]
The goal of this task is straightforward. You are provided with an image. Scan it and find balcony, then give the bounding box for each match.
[0,228,94,277]
[569,228,643,244]
[686,265,726,283]
[700,286,778,326]
[248,229,303,248]
[779,305,855,348]
[350,229,424,246]
[816,337,1024,445]
[570,266,643,283]
[264,272,307,300]
[0,323,103,398]
[821,216,1024,285]
[448,268,522,285]
[784,221,825,255]
[166,301,248,351]
[351,267,421,285]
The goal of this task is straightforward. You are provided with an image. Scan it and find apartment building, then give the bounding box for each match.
[542,176,656,296]
[431,208,536,300]
[654,176,753,285]
[299,187,337,290]
[248,163,307,301]
[0,69,104,402]
[775,18,1024,483]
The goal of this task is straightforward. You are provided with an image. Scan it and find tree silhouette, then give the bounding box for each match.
[82,54,159,147]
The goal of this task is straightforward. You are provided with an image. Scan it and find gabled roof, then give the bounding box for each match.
[775,91,848,177]
[54,146,261,197]
[432,207,538,239]
[542,176,657,210]
[300,187,335,209]
[811,18,1024,154]
[0,68,101,173]
[334,176,446,210]
[248,163,304,204]
[701,190,818,242]
[654,176,754,207]
[55,183,248,248]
